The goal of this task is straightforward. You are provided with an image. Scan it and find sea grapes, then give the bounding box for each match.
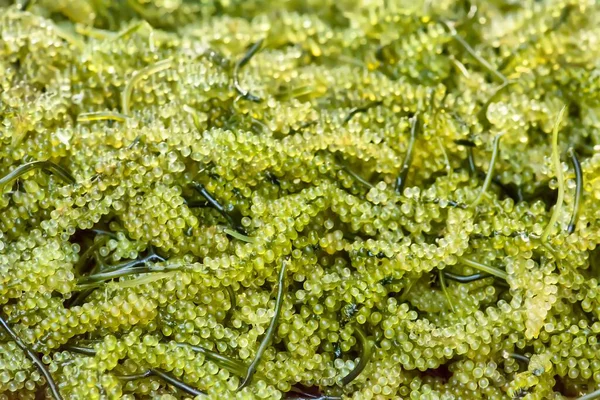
[1,1,600,399]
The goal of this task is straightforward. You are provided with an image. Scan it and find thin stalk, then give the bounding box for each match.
[111,20,151,41]
[342,101,383,124]
[470,133,504,209]
[442,21,507,84]
[458,257,508,280]
[149,369,207,397]
[75,236,109,276]
[77,111,128,123]
[541,106,567,242]
[443,272,487,283]
[76,265,179,290]
[114,271,177,289]
[97,249,164,274]
[455,139,477,177]
[233,39,264,102]
[395,114,419,194]
[223,228,256,243]
[567,147,582,234]
[238,258,288,390]
[507,352,530,364]
[0,161,75,189]
[63,346,207,397]
[340,325,372,385]
[437,137,452,177]
[176,343,246,377]
[63,345,97,356]
[342,165,374,189]
[448,54,470,78]
[122,58,173,115]
[225,286,237,324]
[438,270,455,313]
[0,316,63,400]
[114,371,152,381]
[192,182,247,235]
[68,289,95,308]
[467,146,477,177]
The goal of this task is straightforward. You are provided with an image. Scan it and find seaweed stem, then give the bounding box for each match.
[340,325,372,385]
[238,257,288,390]
[541,106,567,242]
[0,315,63,400]
[567,147,582,234]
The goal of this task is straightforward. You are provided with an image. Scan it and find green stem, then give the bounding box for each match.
[342,101,383,124]
[470,133,503,209]
[192,182,247,235]
[223,228,256,243]
[0,161,75,189]
[507,352,530,364]
[458,257,508,280]
[63,345,97,356]
[76,265,181,289]
[63,346,207,397]
[233,39,264,102]
[75,236,109,276]
[238,258,288,390]
[443,21,507,84]
[122,58,173,115]
[438,270,455,313]
[176,343,246,377]
[396,114,419,194]
[341,325,372,385]
[224,286,237,324]
[443,272,487,283]
[541,106,567,242]
[77,111,128,123]
[0,316,63,400]
[567,147,582,234]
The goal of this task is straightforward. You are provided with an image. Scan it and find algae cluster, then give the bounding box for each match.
[1,0,600,399]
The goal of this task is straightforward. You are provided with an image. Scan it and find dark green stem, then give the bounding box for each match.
[63,345,97,356]
[439,270,455,312]
[395,114,419,194]
[75,236,109,276]
[62,346,207,397]
[443,271,488,283]
[238,258,288,390]
[224,286,237,324]
[340,325,372,385]
[0,315,63,400]
[567,147,582,234]
[192,182,247,235]
[233,39,264,102]
[0,161,75,189]
[176,342,246,376]
[507,352,530,364]
[342,101,383,124]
